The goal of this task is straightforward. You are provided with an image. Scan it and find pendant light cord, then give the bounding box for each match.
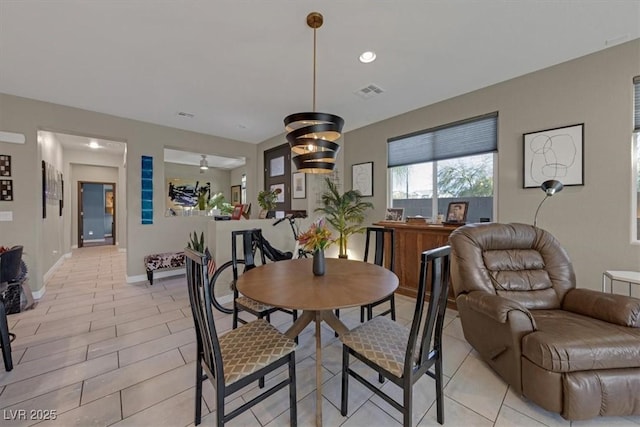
[312,27,317,112]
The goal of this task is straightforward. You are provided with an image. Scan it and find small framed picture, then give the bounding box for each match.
[231,204,245,220]
[270,183,285,203]
[292,172,306,199]
[231,185,242,204]
[445,202,468,224]
[384,207,404,222]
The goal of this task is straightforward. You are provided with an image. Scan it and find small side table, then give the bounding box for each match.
[602,270,640,296]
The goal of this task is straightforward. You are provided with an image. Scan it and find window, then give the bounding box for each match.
[388,113,497,223]
[633,77,640,240]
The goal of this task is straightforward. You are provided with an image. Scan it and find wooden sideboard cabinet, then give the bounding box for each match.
[373,221,460,308]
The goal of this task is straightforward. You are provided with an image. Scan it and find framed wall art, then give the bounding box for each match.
[523,123,584,188]
[292,172,306,199]
[231,185,242,204]
[352,161,373,197]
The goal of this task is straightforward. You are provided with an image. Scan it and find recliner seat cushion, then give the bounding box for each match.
[523,310,640,372]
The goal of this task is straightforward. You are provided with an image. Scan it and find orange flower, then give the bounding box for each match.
[298,218,333,252]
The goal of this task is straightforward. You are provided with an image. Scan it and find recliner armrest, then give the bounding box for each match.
[562,288,640,327]
[464,292,536,327]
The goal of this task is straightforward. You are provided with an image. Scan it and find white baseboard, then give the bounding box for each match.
[126,267,185,284]
[71,244,78,249]
[37,252,71,300]
[32,285,47,300]
[83,238,106,243]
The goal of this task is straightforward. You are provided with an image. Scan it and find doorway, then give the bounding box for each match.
[78,181,116,248]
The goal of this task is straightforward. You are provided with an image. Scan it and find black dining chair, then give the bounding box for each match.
[333,227,395,338]
[230,229,298,342]
[0,245,22,372]
[340,245,450,426]
[185,247,297,426]
[360,227,396,322]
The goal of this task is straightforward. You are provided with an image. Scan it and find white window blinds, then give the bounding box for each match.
[387,113,498,168]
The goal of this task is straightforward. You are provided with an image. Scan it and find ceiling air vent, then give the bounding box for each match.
[355,84,385,100]
[177,111,195,118]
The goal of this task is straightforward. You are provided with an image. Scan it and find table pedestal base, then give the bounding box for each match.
[284,309,349,427]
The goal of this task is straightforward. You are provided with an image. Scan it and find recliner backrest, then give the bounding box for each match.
[449,223,575,310]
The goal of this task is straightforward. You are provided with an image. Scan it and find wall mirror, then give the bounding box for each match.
[163,148,246,217]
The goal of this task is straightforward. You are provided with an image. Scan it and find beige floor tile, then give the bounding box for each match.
[0,347,87,386]
[21,327,115,363]
[444,353,508,421]
[442,316,466,341]
[81,349,184,405]
[342,400,401,426]
[115,309,184,335]
[118,327,195,366]
[33,309,115,334]
[264,390,344,427]
[185,395,254,427]
[10,306,93,328]
[9,322,40,337]
[87,324,170,360]
[441,333,472,377]
[503,387,570,427]
[46,295,114,314]
[121,362,194,417]
[0,353,118,408]
[112,387,196,427]
[418,396,493,426]
[167,316,194,333]
[570,416,640,426]
[35,392,121,427]
[89,305,160,331]
[91,293,155,311]
[495,404,550,426]
[113,296,176,315]
[0,383,82,427]
[11,322,91,351]
[179,342,197,364]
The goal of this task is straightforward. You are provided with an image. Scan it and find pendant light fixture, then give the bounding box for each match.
[199,155,209,173]
[284,12,344,174]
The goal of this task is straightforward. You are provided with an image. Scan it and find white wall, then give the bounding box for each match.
[342,39,640,291]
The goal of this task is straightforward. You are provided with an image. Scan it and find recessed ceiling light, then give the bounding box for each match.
[359,51,377,64]
[88,141,100,149]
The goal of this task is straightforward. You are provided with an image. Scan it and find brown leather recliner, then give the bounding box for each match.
[449,223,640,420]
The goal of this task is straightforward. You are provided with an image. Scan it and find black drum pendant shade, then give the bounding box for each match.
[284,12,344,174]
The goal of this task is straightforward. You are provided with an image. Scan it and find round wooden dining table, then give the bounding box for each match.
[236,257,398,426]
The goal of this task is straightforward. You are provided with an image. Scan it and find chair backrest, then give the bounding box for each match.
[0,245,23,284]
[184,247,224,387]
[230,229,267,284]
[449,222,575,310]
[405,245,450,378]
[363,227,395,272]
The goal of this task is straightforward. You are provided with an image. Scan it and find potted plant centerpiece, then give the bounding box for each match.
[316,177,373,259]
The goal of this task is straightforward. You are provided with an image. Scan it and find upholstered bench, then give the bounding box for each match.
[144,252,185,285]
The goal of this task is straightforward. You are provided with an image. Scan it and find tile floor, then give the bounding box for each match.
[1,245,639,426]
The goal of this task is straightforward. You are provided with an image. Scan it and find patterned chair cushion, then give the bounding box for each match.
[235,296,273,313]
[340,316,410,378]
[144,252,185,271]
[220,319,296,385]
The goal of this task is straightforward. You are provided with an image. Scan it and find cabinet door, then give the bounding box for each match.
[392,227,456,307]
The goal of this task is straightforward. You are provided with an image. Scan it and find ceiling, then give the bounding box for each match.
[2,1,639,145]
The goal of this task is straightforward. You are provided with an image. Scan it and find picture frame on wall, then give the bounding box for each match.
[523,123,584,188]
[292,172,306,199]
[231,185,242,205]
[352,161,373,197]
